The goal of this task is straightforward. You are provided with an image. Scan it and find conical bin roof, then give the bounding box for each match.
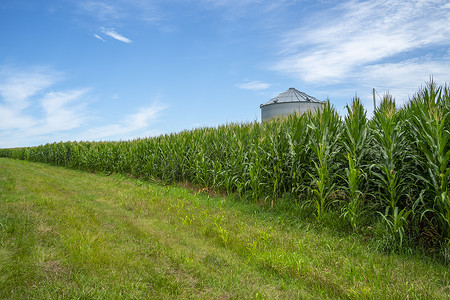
[260,88,323,108]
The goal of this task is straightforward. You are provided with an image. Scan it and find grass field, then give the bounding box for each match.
[1,157,449,299]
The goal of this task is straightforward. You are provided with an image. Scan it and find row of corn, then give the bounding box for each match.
[1,81,448,250]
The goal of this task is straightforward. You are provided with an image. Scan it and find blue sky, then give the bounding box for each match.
[1,0,449,147]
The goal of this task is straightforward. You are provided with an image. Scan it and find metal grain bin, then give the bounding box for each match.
[260,88,324,121]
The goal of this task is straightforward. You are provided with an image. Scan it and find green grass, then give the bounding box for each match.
[1,158,449,299]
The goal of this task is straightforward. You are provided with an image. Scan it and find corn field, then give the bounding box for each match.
[1,81,449,251]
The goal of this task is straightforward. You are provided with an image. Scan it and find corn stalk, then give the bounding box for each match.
[340,97,369,231]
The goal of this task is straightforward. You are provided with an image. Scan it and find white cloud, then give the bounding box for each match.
[36,89,89,134]
[362,61,449,89]
[274,0,450,84]
[0,66,61,109]
[0,65,168,147]
[0,66,90,147]
[0,66,63,133]
[101,27,132,43]
[359,59,450,106]
[237,80,271,90]
[125,105,167,130]
[79,102,168,141]
[0,106,36,131]
[94,34,105,42]
[2,100,168,147]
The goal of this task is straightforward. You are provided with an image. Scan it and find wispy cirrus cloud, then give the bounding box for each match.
[236,80,271,91]
[36,89,89,134]
[0,66,90,147]
[100,27,132,43]
[358,58,450,106]
[0,65,168,147]
[0,66,61,132]
[274,0,450,87]
[0,66,61,110]
[94,34,105,42]
[78,102,168,141]
[0,106,36,132]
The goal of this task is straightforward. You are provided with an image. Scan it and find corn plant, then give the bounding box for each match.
[262,120,289,205]
[379,206,412,248]
[283,113,312,200]
[340,97,369,231]
[371,96,409,208]
[307,101,342,221]
[370,95,413,246]
[342,154,365,231]
[407,81,450,243]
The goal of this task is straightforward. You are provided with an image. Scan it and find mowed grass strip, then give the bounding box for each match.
[0,158,449,299]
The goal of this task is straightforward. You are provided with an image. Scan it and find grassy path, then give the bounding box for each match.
[0,158,449,299]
